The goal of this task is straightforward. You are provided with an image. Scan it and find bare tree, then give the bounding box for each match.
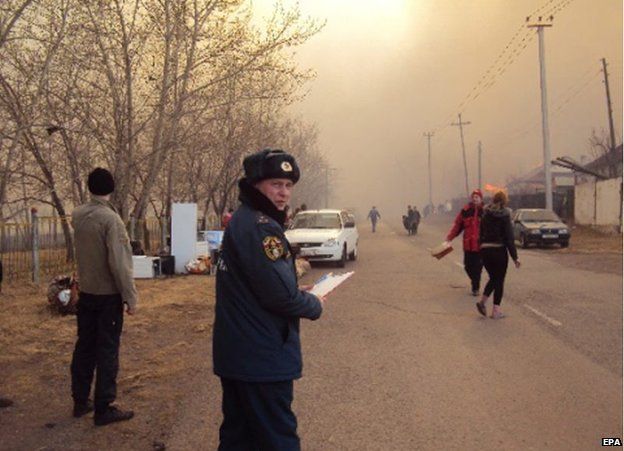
[0,1,76,260]
[0,0,326,255]
[589,128,620,178]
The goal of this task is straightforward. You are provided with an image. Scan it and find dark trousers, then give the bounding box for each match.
[481,247,509,305]
[371,220,377,233]
[219,378,299,451]
[463,251,483,292]
[70,292,124,413]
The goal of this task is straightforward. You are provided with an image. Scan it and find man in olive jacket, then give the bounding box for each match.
[70,168,137,426]
[213,149,324,450]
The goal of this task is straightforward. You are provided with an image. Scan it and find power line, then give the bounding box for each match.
[426,0,578,136]
[551,69,601,116]
[493,62,604,149]
[428,26,532,134]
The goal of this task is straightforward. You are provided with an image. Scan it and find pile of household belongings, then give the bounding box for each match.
[47,274,79,315]
[294,258,311,278]
[185,255,211,275]
[430,241,453,260]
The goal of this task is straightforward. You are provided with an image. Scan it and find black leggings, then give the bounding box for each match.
[481,247,508,305]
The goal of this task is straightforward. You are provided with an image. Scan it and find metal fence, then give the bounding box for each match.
[0,213,75,283]
[508,190,575,221]
[0,212,220,284]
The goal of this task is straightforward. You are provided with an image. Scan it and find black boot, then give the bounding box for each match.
[94,406,134,426]
[0,397,13,408]
[73,399,94,418]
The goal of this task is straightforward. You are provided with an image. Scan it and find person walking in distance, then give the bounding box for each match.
[367,206,381,233]
[476,190,520,319]
[70,168,137,426]
[213,149,324,450]
[412,206,421,235]
[405,206,414,235]
[446,189,484,296]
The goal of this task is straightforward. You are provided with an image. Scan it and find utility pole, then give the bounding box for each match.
[423,132,434,208]
[325,166,329,208]
[478,141,483,192]
[601,58,617,153]
[451,113,471,196]
[601,57,621,232]
[528,19,553,210]
[324,167,337,208]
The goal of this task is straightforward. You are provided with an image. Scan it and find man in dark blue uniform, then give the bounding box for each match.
[213,149,324,450]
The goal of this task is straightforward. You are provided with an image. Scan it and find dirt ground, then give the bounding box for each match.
[0,275,215,451]
[558,224,622,254]
[0,218,621,450]
[544,224,622,274]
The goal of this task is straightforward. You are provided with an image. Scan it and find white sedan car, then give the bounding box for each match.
[285,209,359,267]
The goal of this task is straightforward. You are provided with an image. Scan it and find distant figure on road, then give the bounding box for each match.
[446,189,484,296]
[476,190,521,319]
[404,205,413,235]
[411,207,421,235]
[71,168,137,426]
[367,206,381,232]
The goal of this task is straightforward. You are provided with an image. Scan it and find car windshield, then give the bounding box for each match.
[291,213,341,229]
[521,210,561,222]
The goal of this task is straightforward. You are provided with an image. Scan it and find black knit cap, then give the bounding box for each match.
[87,167,115,196]
[243,149,300,184]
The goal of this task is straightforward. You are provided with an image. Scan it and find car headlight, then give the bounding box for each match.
[322,238,339,247]
[530,229,541,235]
[559,229,569,235]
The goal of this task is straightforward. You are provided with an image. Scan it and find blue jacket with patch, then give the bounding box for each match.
[213,180,323,382]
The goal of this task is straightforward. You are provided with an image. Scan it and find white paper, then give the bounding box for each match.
[309,271,354,297]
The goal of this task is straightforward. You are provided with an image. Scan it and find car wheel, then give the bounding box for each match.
[560,241,569,248]
[349,244,358,261]
[519,233,529,249]
[337,245,347,268]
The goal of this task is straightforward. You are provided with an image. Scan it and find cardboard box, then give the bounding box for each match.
[133,256,161,278]
[431,242,453,260]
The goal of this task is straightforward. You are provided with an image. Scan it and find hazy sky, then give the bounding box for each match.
[253,0,623,219]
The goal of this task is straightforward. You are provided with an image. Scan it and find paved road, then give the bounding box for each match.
[170,219,622,450]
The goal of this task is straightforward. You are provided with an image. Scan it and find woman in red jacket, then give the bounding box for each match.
[446,189,484,296]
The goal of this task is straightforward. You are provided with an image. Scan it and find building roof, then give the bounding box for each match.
[507,164,574,187]
[584,144,623,175]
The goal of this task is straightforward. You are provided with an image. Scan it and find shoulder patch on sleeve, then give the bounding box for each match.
[262,236,284,261]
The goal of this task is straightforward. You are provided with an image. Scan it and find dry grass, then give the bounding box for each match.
[0,275,215,450]
[561,225,623,254]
